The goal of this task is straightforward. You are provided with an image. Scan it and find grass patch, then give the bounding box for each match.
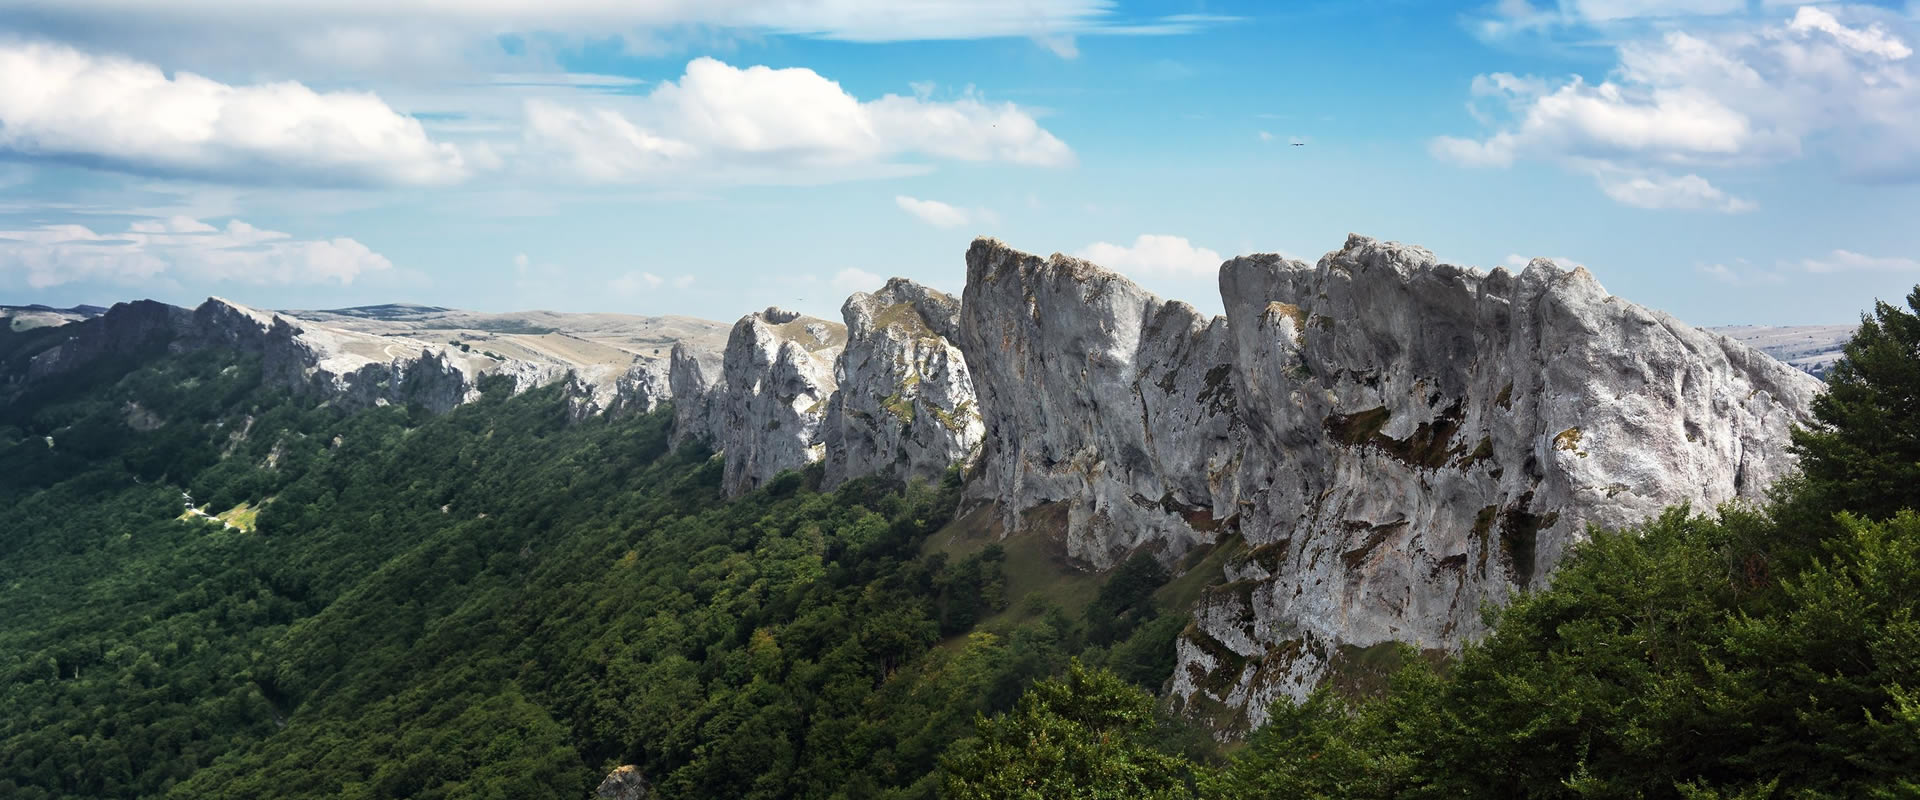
[924,502,1105,635]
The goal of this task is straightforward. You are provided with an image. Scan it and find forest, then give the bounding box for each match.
[2,287,1917,799]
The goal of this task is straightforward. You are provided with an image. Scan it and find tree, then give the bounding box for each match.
[1788,286,1920,522]
[940,661,1197,799]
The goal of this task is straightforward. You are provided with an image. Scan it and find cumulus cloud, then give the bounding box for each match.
[832,267,885,292]
[0,41,471,187]
[1436,5,1920,202]
[894,195,996,228]
[523,58,1072,182]
[0,215,392,288]
[1075,235,1225,280]
[1801,249,1920,273]
[1590,168,1755,212]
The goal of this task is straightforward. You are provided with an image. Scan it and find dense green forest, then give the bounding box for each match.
[0,323,1199,799]
[3,287,1917,799]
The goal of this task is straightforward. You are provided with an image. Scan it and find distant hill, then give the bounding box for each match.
[1,304,108,332]
[1709,324,1854,379]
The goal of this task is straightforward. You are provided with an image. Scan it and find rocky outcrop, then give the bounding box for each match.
[823,278,983,489]
[716,307,846,497]
[1204,236,1820,728]
[958,240,1246,569]
[948,235,1820,730]
[16,300,187,384]
[668,343,724,449]
[594,765,652,800]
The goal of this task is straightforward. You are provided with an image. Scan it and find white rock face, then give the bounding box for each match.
[668,342,724,450]
[953,235,1821,729]
[823,278,984,489]
[716,307,846,497]
[958,239,1247,569]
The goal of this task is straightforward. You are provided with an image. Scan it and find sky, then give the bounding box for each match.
[2,0,1918,326]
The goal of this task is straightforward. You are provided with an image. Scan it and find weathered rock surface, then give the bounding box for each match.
[1199,236,1818,728]
[717,307,846,497]
[594,765,653,800]
[958,240,1246,569]
[823,278,983,489]
[668,342,724,450]
[951,235,1820,730]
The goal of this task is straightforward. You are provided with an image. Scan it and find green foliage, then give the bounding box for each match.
[0,344,1147,799]
[940,661,1198,800]
[1787,286,1920,524]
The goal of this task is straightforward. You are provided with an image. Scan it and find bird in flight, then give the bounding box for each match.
[1291,142,1306,146]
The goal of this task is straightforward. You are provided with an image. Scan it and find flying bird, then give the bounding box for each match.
[1291,142,1306,146]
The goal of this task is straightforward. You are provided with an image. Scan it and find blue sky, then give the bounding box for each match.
[2,0,1918,326]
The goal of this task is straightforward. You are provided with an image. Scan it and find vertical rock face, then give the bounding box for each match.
[1166,234,1823,729]
[958,239,1246,569]
[668,343,724,450]
[943,235,1819,729]
[717,307,846,497]
[822,278,984,489]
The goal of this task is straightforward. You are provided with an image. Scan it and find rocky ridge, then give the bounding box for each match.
[956,235,1819,730]
[1,235,1828,727]
[823,279,983,490]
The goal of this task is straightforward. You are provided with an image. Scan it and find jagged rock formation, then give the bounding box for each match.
[958,241,1246,569]
[594,765,653,800]
[823,279,983,489]
[955,235,1820,731]
[716,307,846,497]
[668,343,724,449]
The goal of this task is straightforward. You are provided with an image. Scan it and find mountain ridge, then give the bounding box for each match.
[0,233,1825,726]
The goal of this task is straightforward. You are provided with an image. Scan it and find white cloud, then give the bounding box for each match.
[1567,0,1748,23]
[523,58,1071,182]
[1258,130,1274,142]
[833,267,885,291]
[1503,253,1580,270]
[1436,5,1920,199]
[0,41,471,187]
[1699,262,1787,284]
[894,195,996,228]
[1074,235,1225,280]
[0,215,392,288]
[1590,167,1755,212]
[1801,249,1920,273]
[11,1,1232,77]
[1785,6,1912,59]
[609,270,694,294]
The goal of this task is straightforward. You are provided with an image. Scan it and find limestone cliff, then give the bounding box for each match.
[823,278,983,489]
[668,342,724,450]
[958,240,1246,569]
[951,235,1819,730]
[716,307,846,497]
